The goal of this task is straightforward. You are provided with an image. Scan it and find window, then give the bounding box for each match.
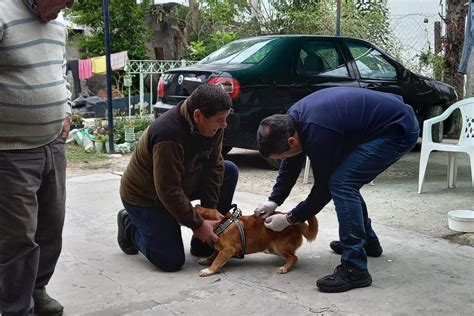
[347,41,397,80]
[199,38,280,65]
[297,41,349,77]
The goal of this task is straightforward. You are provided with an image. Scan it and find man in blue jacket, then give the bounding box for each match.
[255,87,419,293]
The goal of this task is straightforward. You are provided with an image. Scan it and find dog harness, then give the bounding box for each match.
[214,204,246,258]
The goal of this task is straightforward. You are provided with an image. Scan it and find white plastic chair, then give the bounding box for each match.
[418,98,474,193]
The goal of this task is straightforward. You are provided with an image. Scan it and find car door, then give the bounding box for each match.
[289,38,360,103]
[344,39,413,98]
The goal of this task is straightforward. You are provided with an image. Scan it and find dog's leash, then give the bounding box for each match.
[214,204,246,258]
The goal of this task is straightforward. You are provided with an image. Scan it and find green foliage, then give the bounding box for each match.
[71,113,84,126]
[188,41,207,60]
[164,0,396,61]
[68,0,152,60]
[95,134,109,143]
[164,0,260,60]
[267,0,395,52]
[419,50,448,81]
[190,31,238,60]
[112,112,153,143]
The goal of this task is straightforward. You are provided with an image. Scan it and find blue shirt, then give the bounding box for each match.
[269,87,418,221]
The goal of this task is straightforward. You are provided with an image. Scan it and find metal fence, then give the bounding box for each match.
[389,13,442,77]
[124,59,197,115]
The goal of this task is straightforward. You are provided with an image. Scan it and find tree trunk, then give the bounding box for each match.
[444,0,468,137]
[444,0,467,97]
[189,0,200,40]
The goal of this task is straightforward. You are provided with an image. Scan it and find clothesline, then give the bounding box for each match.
[66,51,129,94]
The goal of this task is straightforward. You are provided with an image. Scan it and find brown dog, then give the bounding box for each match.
[194,205,318,277]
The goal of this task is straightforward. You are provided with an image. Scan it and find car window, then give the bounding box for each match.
[296,41,349,77]
[347,41,397,81]
[199,38,280,65]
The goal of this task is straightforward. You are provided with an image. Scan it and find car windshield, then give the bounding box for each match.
[198,38,280,65]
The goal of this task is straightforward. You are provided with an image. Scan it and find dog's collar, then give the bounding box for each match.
[214,204,246,258]
[214,204,242,235]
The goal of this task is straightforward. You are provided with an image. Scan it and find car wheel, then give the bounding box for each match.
[264,157,281,170]
[221,146,233,156]
[428,105,444,143]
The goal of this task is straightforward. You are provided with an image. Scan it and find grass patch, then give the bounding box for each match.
[66,143,108,162]
[66,143,111,170]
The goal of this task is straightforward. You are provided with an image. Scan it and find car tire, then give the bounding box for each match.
[222,146,233,156]
[428,105,444,143]
[264,157,281,170]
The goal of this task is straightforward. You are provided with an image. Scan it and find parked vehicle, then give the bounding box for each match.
[155,35,457,167]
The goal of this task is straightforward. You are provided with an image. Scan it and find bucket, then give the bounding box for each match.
[124,127,135,143]
[94,141,104,153]
[447,210,474,232]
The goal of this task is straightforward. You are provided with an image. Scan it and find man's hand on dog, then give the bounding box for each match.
[264,213,290,232]
[193,219,220,244]
[254,201,278,219]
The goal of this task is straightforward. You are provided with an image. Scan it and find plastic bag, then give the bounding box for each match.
[81,129,94,153]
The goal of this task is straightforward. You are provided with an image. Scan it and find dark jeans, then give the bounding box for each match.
[329,129,419,270]
[0,137,66,316]
[122,160,239,272]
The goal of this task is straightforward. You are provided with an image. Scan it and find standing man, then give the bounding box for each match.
[255,87,419,293]
[0,0,74,315]
[118,84,239,271]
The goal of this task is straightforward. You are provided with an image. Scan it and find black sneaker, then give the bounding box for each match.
[117,209,138,255]
[33,287,64,316]
[190,236,215,257]
[316,264,372,293]
[329,239,383,257]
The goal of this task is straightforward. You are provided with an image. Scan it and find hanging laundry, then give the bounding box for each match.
[111,51,129,71]
[66,60,81,94]
[91,56,107,74]
[79,58,93,80]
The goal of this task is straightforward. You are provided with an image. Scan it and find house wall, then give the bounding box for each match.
[145,6,187,60]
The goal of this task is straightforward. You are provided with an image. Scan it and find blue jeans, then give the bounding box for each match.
[121,160,239,272]
[329,129,419,270]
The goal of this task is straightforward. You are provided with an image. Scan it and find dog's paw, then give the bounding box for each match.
[277,266,288,274]
[197,258,212,266]
[199,268,215,277]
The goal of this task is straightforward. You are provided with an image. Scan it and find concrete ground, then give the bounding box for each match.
[50,150,474,315]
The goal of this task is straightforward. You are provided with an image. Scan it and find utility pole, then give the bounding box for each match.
[103,0,114,153]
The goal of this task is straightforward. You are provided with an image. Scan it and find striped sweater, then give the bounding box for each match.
[0,0,70,150]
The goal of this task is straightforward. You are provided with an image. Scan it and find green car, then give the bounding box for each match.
[155,35,457,161]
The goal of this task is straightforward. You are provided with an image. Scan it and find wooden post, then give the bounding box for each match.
[336,0,341,36]
[434,21,441,54]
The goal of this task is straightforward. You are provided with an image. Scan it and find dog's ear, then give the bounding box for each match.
[195,205,224,221]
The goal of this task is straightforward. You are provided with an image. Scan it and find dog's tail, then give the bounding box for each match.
[300,216,318,241]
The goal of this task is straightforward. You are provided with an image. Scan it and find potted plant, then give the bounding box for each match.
[94,134,107,153]
[124,120,135,143]
[71,113,84,129]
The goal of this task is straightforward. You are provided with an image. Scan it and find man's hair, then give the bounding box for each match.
[186,84,232,117]
[257,114,295,158]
